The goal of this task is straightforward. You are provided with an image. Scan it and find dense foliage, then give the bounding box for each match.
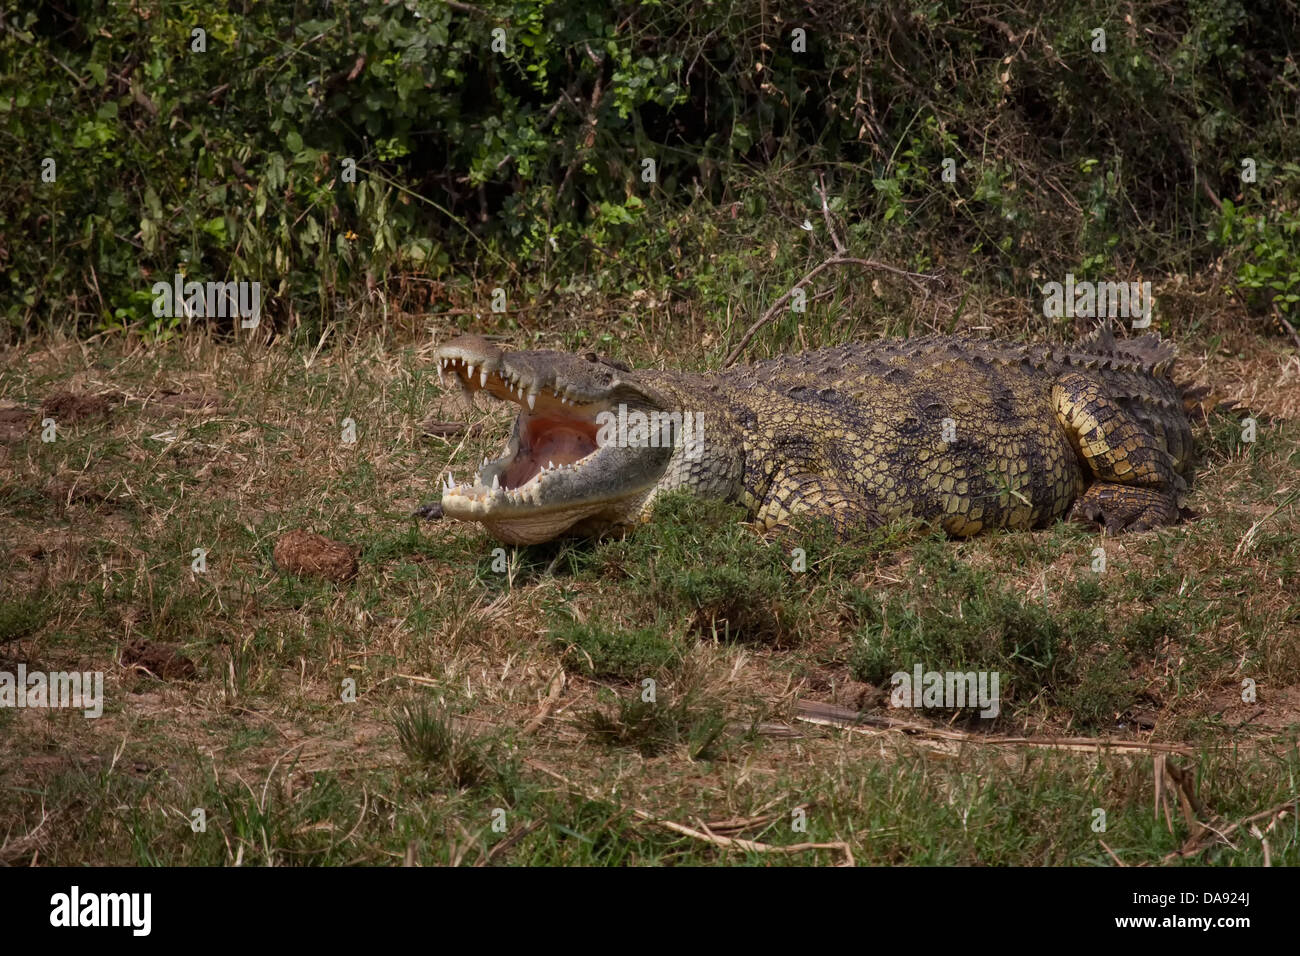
[2,0,1298,338]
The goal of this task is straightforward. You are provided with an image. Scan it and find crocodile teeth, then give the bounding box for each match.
[526,390,537,411]
[465,363,476,382]
[547,461,555,470]
[491,474,500,491]
[480,368,489,387]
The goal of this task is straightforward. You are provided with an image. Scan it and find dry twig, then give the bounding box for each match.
[528,761,855,865]
[796,699,1195,755]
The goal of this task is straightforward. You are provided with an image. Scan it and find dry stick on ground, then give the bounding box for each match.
[1098,839,1128,866]
[722,256,941,367]
[522,668,566,734]
[795,700,1196,755]
[527,761,856,865]
[476,820,545,866]
[1233,487,1300,559]
[1163,760,1208,842]
[1160,798,1295,864]
[1249,808,1289,868]
[692,807,789,835]
[0,807,58,865]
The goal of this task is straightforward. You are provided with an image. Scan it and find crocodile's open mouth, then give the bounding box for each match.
[436,354,605,506]
[432,339,674,543]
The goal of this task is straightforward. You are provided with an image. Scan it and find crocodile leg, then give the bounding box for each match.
[1051,371,1180,532]
[756,469,884,537]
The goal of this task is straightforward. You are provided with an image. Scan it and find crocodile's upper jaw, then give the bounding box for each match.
[434,336,673,544]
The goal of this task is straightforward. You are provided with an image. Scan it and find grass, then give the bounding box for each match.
[392,697,501,788]
[1,286,1298,866]
[578,686,731,760]
[548,616,684,681]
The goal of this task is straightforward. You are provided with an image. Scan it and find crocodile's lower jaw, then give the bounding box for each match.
[440,447,662,543]
[480,505,610,545]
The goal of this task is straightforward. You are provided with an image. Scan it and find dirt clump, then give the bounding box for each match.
[273,529,360,582]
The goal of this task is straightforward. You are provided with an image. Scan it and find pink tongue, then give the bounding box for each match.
[504,457,540,489]
[534,427,595,466]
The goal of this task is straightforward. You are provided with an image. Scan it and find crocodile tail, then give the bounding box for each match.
[1076,322,1178,377]
[1176,381,1242,426]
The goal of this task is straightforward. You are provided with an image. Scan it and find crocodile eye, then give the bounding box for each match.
[582,352,599,363]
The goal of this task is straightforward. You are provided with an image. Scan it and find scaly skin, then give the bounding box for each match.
[423,326,1195,544]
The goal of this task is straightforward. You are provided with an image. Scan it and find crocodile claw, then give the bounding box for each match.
[412,500,444,521]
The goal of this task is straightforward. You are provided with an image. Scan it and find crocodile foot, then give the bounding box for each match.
[1068,483,1178,533]
[412,500,444,521]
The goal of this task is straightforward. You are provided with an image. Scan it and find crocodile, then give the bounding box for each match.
[421,327,1196,545]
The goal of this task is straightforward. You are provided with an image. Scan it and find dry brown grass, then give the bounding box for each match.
[1,286,1297,865]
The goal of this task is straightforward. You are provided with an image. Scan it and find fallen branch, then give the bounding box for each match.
[723,256,941,367]
[1161,798,1294,863]
[527,760,855,865]
[796,699,1195,755]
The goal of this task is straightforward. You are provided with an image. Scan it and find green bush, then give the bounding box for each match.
[4,0,1299,338]
[1213,190,1300,326]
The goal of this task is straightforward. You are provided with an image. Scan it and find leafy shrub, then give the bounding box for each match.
[4,0,1299,338]
[1213,190,1300,326]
